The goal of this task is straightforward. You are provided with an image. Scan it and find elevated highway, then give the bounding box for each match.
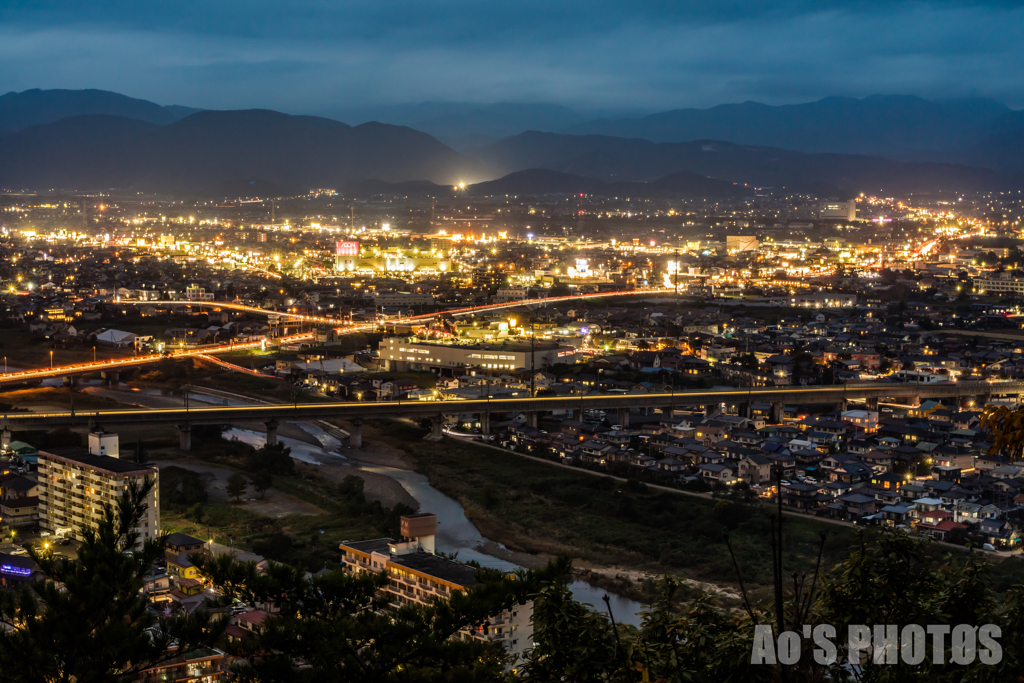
[4,380,1018,449]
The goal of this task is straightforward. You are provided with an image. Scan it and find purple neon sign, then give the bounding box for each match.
[1,564,32,577]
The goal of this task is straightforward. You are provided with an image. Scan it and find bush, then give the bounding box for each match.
[160,466,209,509]
[246,443,295,476]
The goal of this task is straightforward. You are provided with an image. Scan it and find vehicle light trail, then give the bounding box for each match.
[2,288,675,384]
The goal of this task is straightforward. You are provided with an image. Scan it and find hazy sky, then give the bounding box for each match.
[3,0,1024,113]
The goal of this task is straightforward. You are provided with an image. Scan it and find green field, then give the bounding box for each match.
[377,420,1024,599]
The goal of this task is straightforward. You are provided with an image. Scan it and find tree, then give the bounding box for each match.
[736,352,759,371]
[981,404,1024,459]
[246,442,295,476]
[186,503,205,523]
[0,479,222,681]
[251,471,274,500]
[194,553,563,682]
[227,472,248,502]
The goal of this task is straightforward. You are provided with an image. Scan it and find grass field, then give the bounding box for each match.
[0,327,136,369]
[375,420,1024,599]
[0,386,126,410]
[157,441,410,571]
[377,421,850,593]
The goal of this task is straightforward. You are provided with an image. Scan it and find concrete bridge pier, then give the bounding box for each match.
[178,423,192,451]
[740,402,752,419]
[526,412,539,428]
[770,402,783,423]
[480,412,491,436]
[1,427,11,449]
[617,407,630,427]
[428,414,445,440]
[265,419,279,446]
[101,370,120,385]
[833,400,847,414]
[348,418,363,448]
[865,396,879,411]
[62,375,79,388]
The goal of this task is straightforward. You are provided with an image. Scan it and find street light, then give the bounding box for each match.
[50,350,53,369]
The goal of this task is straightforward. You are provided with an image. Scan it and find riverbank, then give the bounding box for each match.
[363,419,855,600]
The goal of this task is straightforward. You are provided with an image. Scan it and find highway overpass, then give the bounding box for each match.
[3,380,1018,449]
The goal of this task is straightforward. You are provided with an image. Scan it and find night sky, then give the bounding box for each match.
[3,0,1024,113]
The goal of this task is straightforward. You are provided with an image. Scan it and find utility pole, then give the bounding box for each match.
[530,318,536,397]
[674,245,679,296]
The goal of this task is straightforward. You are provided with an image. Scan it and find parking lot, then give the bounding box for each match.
[0,529,81,562]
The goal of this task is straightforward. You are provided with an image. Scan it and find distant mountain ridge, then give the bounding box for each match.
[564,95,1015,157]
[469,132,1017,196]
[2,88,1023,196]
[324,101,593,149]
[0,110,478,192]
[0,88,200,131]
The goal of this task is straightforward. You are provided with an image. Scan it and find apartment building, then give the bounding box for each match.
[339,513,533,662]
[37,433,159,542]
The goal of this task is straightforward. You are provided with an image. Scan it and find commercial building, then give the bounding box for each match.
[726,235,759,254]
[819,200,857,221]
[369,292,435,308]
[378,338,576,373]
[339,514,533,663]
[789,292,857,308]
[336,251,451,275]
[37,432,159,543]
[495,288,528,303]
[976,271,1024,295]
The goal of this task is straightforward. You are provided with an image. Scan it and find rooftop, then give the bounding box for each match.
[39,447,157,475]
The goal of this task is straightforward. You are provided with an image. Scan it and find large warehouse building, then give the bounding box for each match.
[378,338,576,373]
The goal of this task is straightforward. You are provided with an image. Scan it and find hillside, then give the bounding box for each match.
[0,110,480,193]
[0,88,199,131]
[565,95,1013,157]
[470,132,1017,195]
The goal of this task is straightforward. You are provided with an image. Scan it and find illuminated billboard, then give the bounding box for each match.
[336,241,359,256]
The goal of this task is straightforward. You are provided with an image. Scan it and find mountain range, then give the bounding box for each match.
[564,95,1016,157]
[0,109,475,193]
[469,133,1014,196]
[3,88,1024,196]
[0,88,199,131]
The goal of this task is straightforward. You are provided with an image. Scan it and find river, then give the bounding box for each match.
[222,425,647,626]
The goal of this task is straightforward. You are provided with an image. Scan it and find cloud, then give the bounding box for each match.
[2,1,1024,111]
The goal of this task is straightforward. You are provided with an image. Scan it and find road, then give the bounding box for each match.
[0,288,677,387]
[2,380,1019,430]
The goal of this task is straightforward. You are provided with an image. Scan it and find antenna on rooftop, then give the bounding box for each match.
[577,193,584,234]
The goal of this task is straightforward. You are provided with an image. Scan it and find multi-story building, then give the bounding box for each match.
[789,292,857,308]
[369,292,435,308]
[133,646,227,682]
[37,433,159,542]
[339,513,533,663]
[184,286,214,301]
[819,200,857,221]
[976,271,1024,295]
[495,288,528,303]
[378,338,576,373]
